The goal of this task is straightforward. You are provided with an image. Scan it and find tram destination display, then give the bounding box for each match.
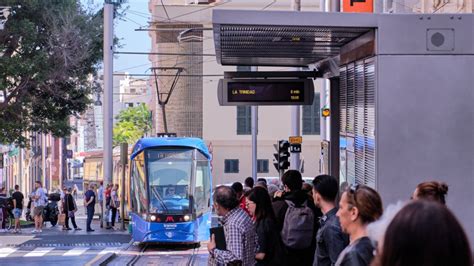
[218,78,314,106]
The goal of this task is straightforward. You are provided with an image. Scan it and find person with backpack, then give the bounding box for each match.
[273,170,322,266]
[62,187,81,231]
[31,181,47,233]
[312,175,349,266]
[107,184,119,229]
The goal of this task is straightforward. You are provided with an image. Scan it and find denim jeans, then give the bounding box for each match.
[86,205,95,230]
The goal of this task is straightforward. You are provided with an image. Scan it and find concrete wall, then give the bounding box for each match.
[377,54,474,249]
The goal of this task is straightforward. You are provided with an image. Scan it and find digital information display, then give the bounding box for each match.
[218,79,314,106]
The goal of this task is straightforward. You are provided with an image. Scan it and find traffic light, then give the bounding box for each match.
[273,140,290,171]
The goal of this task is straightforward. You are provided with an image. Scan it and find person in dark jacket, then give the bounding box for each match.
[62,187,81,231]
[273,170,322,266]
[247,187,282,266]
[335,184,383,266]
[312,175,349,266]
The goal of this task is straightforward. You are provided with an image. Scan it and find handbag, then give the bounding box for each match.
[58,213,66,226]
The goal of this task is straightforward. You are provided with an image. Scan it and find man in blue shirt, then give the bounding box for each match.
[84,184,96,232]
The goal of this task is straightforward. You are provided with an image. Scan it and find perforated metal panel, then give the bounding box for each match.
[339,67,347,135]
[216,24,371,66]
[340,57,376,188]
[364,58,376,187]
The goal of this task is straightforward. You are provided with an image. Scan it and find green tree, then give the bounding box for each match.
[113,103,151,146]
[0,0,104,146]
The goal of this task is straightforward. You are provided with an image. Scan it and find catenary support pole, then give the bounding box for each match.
[120,143,127,231]
[290,0,301,171]
[251,66,258,182]
[102,1,114,228]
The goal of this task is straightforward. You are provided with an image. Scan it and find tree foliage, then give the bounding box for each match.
[0,0,103,146]
[113,103,151,146]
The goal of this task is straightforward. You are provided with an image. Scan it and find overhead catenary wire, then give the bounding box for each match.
[115,51,216,56]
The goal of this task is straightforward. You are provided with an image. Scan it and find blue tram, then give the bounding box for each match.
[128,137,212,243]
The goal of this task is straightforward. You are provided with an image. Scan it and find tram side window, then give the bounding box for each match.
[131,153,148,214]
[195,161,211,215]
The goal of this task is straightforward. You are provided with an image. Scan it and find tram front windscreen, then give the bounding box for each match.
[146,149,192,214]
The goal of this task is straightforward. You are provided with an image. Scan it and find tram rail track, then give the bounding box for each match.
[126,243,201,266]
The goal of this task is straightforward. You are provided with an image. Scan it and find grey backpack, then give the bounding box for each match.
[281,199,315,249]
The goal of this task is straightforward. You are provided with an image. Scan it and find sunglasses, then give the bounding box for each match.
[347,183,360,209]
[349,184,360,194]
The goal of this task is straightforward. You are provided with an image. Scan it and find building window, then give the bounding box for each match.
[257,159,269,173]
[303,93,321,135]
[237,106,251,135]
[224,159,239,173]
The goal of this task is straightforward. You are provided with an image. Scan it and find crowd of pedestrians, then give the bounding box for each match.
[0,179,123,234]
[208,172,473,266]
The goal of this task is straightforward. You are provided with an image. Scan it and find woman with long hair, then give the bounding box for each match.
[246,186,281,266]
[335,184,383,266]
[372,200,472,266]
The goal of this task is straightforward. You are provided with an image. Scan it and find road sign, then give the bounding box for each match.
[289,136,302,144]
[218,79,314,106]
[342,0,373,13]
[290,144,302,153]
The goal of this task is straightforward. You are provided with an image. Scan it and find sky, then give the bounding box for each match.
[82,0,152,75]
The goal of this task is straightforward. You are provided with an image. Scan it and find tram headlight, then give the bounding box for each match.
[183,215,191,222]
[150,215,157,222]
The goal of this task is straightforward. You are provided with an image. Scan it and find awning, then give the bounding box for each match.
[213,10,377,67]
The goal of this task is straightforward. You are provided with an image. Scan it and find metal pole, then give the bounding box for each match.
[251,66,258,182]
[102,1,114,228]
[290,0,301,171]
[120,143,127,231]
[161,105,168,133]
[251,106,258,182]
[42,134,46,190]
[18,147,22,193]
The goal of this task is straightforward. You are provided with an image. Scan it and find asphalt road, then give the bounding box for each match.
[0,233,131,266]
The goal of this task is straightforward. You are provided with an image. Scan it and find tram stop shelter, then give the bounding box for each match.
[212,10,474,246]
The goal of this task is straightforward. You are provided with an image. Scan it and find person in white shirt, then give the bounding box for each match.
[32,181,47,233]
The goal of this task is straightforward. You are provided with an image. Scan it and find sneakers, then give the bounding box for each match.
[31,229,37,233]
[74,227,82,231]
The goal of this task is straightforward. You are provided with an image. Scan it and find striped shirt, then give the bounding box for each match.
[208,207,257,266]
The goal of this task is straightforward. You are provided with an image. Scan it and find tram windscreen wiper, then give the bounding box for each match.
[151,186,169,213]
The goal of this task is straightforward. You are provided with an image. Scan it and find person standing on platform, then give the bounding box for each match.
[31,181,47,233]
[108,184,119,229]
[312,175,349,266]
[12,185,24,233]
[98,181,104,228]
[84,184,96,232]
